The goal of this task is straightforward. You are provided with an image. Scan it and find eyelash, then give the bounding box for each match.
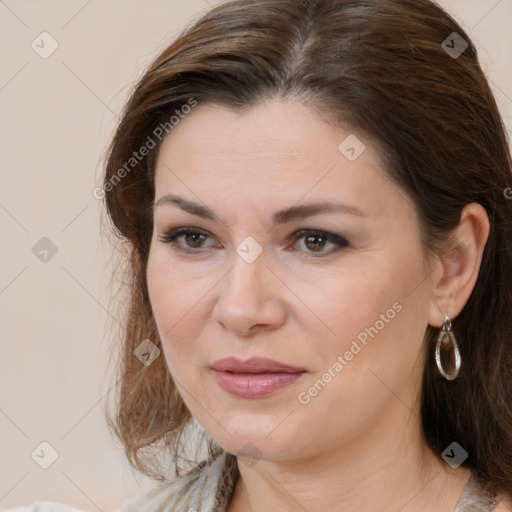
[157,227,349,257]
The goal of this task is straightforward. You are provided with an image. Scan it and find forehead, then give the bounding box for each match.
[153,100,400,220]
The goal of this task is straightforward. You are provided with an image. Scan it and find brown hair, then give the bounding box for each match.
[102,0,512,497]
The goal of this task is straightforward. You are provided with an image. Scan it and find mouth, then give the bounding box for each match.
[211,357,307,398]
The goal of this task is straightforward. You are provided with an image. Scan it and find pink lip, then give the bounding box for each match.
[211,357,306,398]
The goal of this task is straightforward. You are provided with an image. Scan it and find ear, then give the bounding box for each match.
[427,203,490,328]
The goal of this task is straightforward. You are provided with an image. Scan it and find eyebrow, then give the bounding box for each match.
[154,194,367,225]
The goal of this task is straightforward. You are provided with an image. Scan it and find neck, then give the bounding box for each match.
[227,401,471,512]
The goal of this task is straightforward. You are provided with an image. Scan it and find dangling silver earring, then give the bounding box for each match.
[435,314,461,380]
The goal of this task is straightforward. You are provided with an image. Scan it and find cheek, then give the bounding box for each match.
[146,249,214,367]
[298,256,426,372]
[290,264,392,349]
[148,248,194,321]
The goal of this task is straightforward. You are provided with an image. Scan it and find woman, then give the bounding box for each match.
[14,0,512,510]
[105,0,512,510]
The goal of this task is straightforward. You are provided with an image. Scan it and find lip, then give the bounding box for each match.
[211,357,306,373]
[211,357,306,398]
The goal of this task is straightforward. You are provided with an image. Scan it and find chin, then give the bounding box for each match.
[203,418,305,463]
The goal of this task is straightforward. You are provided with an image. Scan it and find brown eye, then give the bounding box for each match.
[158,228,213,253]
[159,227,349,257]
[183,232,207,248]
[304,234,328,252]
[291,229,349,256]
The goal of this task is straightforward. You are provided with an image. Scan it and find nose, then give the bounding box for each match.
[212,248,286,337]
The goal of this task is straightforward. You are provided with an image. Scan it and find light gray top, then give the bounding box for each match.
[454,471,497,512]
[118,450,498,512]
[9,451,498,512]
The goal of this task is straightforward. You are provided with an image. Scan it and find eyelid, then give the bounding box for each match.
[158,227,216,251]
[291,228,349,248]
[158,226,349,256]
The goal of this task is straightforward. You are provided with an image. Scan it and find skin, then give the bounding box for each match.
[146,99,493,511]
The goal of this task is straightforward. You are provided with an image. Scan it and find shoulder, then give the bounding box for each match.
[118,450,238,512]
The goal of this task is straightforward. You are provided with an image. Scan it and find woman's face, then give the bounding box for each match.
[147,100,437,462]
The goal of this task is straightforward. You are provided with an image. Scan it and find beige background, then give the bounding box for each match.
[0,1,511,510]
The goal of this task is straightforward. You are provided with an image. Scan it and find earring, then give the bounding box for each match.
[435,314,461,381]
